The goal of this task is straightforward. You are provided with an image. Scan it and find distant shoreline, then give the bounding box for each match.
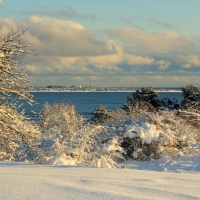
[29,89,182,93]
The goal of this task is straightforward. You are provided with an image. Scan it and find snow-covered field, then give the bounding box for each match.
[1,161,200,200]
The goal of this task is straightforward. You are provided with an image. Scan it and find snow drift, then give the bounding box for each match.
[0,161,200,200]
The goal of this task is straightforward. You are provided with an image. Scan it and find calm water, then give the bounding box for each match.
[21,91,183,120]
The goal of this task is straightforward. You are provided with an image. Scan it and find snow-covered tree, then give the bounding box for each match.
[0,24,35,104]
[0,24,39,161]
[0,103,40,161]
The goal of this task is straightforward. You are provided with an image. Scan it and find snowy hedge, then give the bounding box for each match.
[35,102,124,167]
[0,103,40,161]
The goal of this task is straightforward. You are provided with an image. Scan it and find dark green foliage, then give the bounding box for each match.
[121,137,161,161]
[127,87,159,109]
[91,104,113,123]
[133,87,158,102]
[181,85,200,103]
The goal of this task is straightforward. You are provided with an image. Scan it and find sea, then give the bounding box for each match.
[20,90,183,120]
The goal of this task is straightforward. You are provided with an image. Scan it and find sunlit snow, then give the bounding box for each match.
[0,161,200,200]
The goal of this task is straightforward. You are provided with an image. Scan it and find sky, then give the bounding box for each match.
[1,0,200,87]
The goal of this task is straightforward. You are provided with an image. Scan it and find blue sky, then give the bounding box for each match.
[1,0,200,87]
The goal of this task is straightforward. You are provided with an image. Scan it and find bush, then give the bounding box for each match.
[35,90,200,166]
[127,87,159,110]
[127,87,182,111]
[121,109,200,161]
[181,85,200,106]
[39,102,84,132]
[159,96,180,110]
[36,102,124,167]
[0,103,40,161]
[91,104,114,123]
[134,87,158,102]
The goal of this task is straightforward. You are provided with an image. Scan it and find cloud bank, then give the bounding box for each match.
[1,16,200,87]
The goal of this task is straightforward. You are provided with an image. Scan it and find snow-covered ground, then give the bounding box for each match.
[1,161,200,200]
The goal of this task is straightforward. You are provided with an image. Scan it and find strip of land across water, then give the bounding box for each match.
[30,86,182,92]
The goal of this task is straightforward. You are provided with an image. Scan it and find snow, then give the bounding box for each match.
[101,138,122,154]
[50,155,77,166]
[0,161,200,200]
[123,121,160,144]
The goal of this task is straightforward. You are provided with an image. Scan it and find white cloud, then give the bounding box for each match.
[179,55,200,67]
[28,16,85,30]
[89,76,98,81]
[156,60,171,70]
[123,54,154,65]
[73,76,85,82]
[1,15,200,87]
[104,28,196,55]
[0,16,113,57]
[181,64,191,69]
